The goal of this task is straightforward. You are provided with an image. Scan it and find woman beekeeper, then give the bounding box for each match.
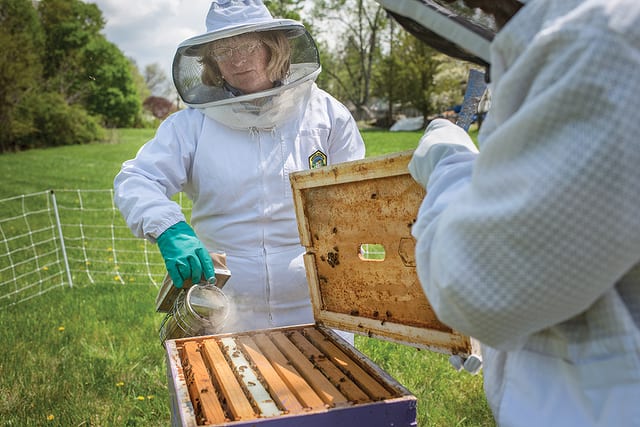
[114,0,365,334]
[377,0,640,426]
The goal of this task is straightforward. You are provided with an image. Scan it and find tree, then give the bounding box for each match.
[38,0,104,102]
[393,32,440,119]
[430,56,471,116]
[1,0,140,151]
[130,59,151,101]
[264,0,305,21]
[38,0,141,128]
[393,31,471,120]
[311,0,387,120]
[128,58,152,126]
[83,37,141,127]
[143,96,177,120]
[372,30,471,124]
[370,16,398,127]
[144,63,170,98]
[0,0,44,152]
[14,91,103,150]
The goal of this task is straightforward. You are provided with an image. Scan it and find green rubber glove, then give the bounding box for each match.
[156,221,215,289]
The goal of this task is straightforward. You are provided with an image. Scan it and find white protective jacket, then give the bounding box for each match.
[115,83,365,333]
[411,0,640,426]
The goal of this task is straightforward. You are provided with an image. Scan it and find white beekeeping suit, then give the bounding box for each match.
[378,0,640,425]
[114,0,365,334]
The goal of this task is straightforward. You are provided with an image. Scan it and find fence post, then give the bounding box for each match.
[50,190,74,288]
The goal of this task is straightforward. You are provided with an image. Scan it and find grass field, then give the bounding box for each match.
[0,127,493,426]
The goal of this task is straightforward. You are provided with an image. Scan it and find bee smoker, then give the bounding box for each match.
[157,252,231,346]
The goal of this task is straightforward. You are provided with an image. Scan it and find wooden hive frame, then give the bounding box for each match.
[289,150,471,355]
[166,326,417,426]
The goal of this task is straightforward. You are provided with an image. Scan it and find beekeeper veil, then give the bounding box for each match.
[374,0,526,67]
[173,0,321,130]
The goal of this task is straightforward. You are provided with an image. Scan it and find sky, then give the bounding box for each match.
[87,0,214,80]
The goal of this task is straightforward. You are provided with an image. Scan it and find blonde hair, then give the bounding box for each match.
[199,31,291,88]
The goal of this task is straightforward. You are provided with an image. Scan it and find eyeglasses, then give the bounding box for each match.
[209,41,264,62]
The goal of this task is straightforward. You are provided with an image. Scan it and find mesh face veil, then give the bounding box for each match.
[173,20,321,130]
[374,0,504,66]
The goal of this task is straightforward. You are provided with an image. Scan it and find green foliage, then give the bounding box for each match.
[38,0,105,81]
[142,63,168,98]
[393,33,441,117]
[430,56,472,113]
[130,61,153,126]
[310,0,473,125]
[2,86,104,152]
[1,0,149,152]
[0,0,45,152]
[83,38,142,128]
[264,0,305,21]
[311,0,388,119]
[12,91,104,150]
[39,0,140,128]
[373,28,470,121]
[0,0,102,152]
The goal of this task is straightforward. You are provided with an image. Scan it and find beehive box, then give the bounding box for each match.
[166,326,417,426]
[165,151,471,426]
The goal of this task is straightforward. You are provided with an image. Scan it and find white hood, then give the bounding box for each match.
[172,0,320,130]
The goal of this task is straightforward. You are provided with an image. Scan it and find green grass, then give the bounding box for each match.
[0,126,493,426]
[0,129,154,196]
[0,284,168,426]
[360,128,423,157]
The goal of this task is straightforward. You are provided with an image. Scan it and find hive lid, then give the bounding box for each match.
[290,151,471,356]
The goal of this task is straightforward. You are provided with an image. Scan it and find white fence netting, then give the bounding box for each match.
[0,189,191,309]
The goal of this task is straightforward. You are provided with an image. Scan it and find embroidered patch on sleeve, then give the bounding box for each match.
[308,150,327,169]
